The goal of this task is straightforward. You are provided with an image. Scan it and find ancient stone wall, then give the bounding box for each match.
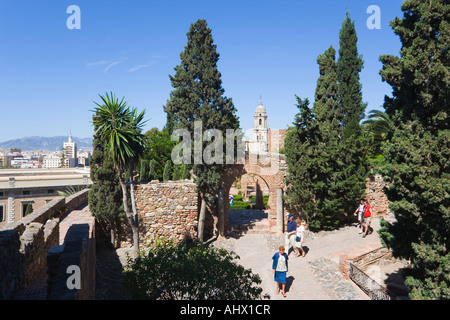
[365,174,390,217]
[0,199,63,299]
[47,214,96,300]
[135,180,199,246]
[0,190,90,300]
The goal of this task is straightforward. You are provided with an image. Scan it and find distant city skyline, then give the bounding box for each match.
[0,0,404,142]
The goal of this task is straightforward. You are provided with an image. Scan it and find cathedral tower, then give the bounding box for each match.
[249,100,268,154]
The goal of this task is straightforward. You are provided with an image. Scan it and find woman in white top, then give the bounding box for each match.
[295,219,306,257]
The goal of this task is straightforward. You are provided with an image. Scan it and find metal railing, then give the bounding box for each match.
[349,263,395,300]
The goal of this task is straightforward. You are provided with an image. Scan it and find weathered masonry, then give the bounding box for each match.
[135,180,199,246]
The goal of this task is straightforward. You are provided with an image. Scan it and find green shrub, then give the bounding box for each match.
[124,239,263,300]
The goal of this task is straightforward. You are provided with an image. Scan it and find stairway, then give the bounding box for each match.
[227,209,271,236]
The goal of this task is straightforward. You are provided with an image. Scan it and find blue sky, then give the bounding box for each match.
[0,0,404,142]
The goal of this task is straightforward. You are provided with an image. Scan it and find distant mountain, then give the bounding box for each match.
[0,136,93,151]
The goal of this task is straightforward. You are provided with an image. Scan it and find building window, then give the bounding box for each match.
[0,205,5,222]
[21,201,34,217]
[22,190,31,196]
[47,189,55,194]
[0,191,3,197]
[259,119,262,125]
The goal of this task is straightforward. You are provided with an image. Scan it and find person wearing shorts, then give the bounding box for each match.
[353,199,365,233]
[362,200,372,238]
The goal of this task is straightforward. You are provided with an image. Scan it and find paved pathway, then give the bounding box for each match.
[15,206,384,300]
[213,210,383,300]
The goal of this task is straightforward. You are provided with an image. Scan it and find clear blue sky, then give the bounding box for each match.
[0,0,404,142]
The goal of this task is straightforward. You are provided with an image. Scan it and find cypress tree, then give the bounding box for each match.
[336,11,369,224]
[286,47,343,230]
[165,19,240,241]
[163,160,172,182]
[285,33,368,230]
[284,97,317,223]
[378,0,450,299]
[88,114,123,247]
[337,11,367,136]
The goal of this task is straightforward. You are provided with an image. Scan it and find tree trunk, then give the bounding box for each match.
[129,168,140,252]
[110,218,116,248]
[118,175,139,256]
[217,187,224,237]
[198,196,207,242]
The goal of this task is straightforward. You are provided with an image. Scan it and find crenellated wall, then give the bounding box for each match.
[0,189,91,300]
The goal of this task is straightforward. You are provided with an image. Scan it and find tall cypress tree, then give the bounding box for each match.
[286,45,367,231]
[165,19,240,241]
[378,0,450,299]
[337,11,367,136]
[336,11,369,223]
[284,97,316,221]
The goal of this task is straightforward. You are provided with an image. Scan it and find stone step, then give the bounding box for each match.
[228,219,271,236]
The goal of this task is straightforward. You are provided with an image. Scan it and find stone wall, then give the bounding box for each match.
[47,215,96,300]
[365,174,390,217]
[135,180,199,246]
[0,198,63,299]
[0,190,90,300]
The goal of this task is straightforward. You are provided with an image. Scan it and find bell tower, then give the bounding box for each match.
[252,100,268,153]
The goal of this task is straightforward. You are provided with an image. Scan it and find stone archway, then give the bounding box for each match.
[220,153,288,236]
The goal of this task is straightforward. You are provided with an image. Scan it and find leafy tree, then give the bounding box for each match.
[139,127,176,181]
[92,92,147,255]
[89,117,123,247]
[124,239,263,300]
[378,0,450,300]
[165,19,240,241]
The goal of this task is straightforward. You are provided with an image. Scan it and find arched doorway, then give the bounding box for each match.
[219,153,288,237]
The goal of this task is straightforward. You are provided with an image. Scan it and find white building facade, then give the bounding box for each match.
[63,133,78,168]
[246,100,269,154]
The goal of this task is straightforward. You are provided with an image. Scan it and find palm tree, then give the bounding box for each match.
[362,109,394,148]
[92,92,147,255]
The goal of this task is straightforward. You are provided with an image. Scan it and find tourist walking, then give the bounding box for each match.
[272,246,289,297]
[294,219,306,257]
[353,199,365,234]
[362,200,372,238]
[285,214,297,255]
